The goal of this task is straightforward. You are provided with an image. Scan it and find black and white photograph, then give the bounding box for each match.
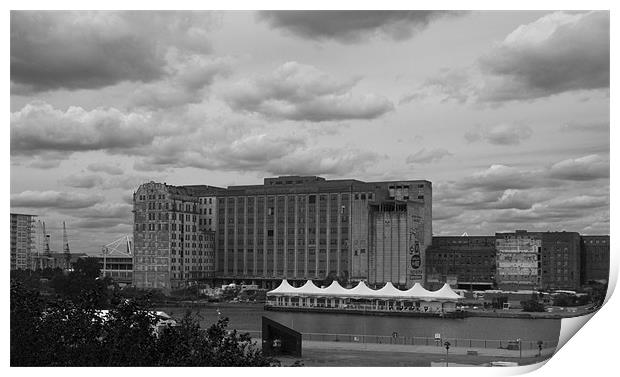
[8,3,614,371]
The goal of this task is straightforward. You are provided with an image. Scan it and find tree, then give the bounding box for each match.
[10,280,278,366]
[521,292,545,312]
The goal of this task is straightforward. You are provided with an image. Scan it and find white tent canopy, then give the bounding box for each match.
[267,280,462,301]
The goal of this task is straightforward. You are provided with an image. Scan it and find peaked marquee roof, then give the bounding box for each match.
[267,280,462,301]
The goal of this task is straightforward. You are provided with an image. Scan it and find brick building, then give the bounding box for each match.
[580,235,610,284]
[540,232,581,290]
[132,182,220,289]
[425,236,496,290]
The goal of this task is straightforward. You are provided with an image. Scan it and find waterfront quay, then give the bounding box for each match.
[157,302,561,363]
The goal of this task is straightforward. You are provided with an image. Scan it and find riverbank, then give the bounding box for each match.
[265,305,466,318]
[155,301,597,320]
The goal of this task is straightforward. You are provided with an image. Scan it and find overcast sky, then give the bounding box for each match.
[9,10,609,254]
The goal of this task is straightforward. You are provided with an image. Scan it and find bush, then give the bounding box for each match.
[10,280,278,367]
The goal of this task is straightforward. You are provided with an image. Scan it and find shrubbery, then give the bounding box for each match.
[10,280,278,366]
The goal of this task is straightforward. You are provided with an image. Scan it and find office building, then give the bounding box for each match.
[10,213,36,270]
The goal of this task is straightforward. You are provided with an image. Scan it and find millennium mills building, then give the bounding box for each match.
[133,176,432,290]
[133,176,609,291]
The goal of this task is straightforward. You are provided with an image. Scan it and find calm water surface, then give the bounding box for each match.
[158,304,561,342]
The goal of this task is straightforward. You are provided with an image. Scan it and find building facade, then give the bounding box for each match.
[580,235,610,284]
[425,236,496,290]
[540,232,581,290]
[215,176,432,289]
[10,213,36,270]
[495,230,542,290]
[132,182,218,289]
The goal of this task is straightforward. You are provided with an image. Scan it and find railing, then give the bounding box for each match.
[233,329,557,350]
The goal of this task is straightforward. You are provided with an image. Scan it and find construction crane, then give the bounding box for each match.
[62,221,71,270]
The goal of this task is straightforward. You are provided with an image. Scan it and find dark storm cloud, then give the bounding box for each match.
[405,148,452,164]
[465,124,533,145]
[479,11,609,102]
[11,11,216,92]
[11,190,104,209]
[257,10,459,43]
[226,62,393,122]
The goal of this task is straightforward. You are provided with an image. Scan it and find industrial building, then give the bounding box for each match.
[10,213,36,270]
[425,236,496,290]
[130,179,608,292]
[132,176,432,290]
[132,182,221,289]
[495,230,542,290]
[214,176,432,289]
[581,235,610,284]
[540,232,581,290]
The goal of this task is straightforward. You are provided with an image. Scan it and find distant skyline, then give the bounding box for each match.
[10,10,610,254]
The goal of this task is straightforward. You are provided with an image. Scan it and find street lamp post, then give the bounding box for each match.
[517,338,522,359]
[444,341,451,367]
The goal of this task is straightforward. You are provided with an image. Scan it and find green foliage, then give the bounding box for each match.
[521,293,546,312]
[10,280,278,367]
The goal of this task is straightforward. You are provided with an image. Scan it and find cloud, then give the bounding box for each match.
[465,124,533,145]
[419,11,609,104]
[130,54,233,108]
[225,61,393,122]
[265,147,382,176]
[78,203,133,219]
[258,10,460,43]
[406,148,452,164]
[61,174,104,189]
[10,102,160,157]
[11,11,217,92]
[133,129,381,177]
[11,190,103,209]
[487,189,537,210]
[459,164,542,192]
[560,121,609,134]
[549,154,609,181]
[432,206,464,221]
[73,218,132,229]
[87,162,124,175]
[478,11,609,102]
